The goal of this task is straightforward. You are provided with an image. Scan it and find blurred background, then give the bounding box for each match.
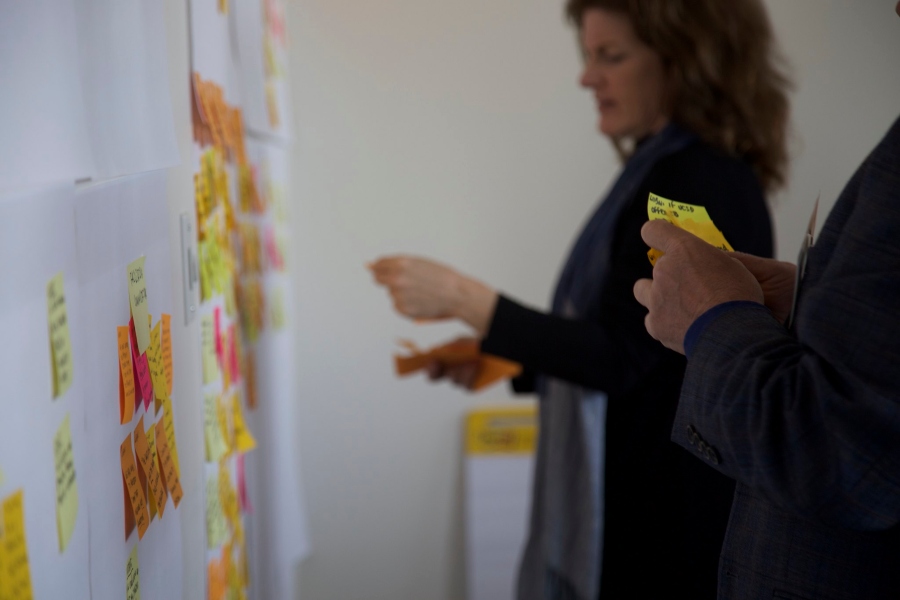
[283,1,900,598]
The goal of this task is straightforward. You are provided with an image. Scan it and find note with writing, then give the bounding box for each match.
[646,193,733,265]
[126,544,141,600]
[53,414,79,552]
[161,314,173,396]
[134,417,167,519]
[1,490,34,599]
[47,272,74,399]
[159,397,181,472]
[127,256,151,354]
[120,435,149,540]
[205,394,228,462]
[154,418,184,508]
[118,326,136,424]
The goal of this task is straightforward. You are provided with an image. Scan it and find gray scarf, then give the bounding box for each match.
[517,124,696,600]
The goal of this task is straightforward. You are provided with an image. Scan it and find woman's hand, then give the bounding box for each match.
[426,358,481,391]
[370,255,498,335]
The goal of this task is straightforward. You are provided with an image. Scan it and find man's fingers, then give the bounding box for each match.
[640,220,699,255]
[633,278,653,309]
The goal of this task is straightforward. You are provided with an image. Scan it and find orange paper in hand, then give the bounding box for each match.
[394,338,522,391]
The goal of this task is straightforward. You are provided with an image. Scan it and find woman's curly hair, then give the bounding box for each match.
[567,0,791,192]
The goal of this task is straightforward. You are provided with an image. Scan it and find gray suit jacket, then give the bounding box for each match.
[673,115,900,600]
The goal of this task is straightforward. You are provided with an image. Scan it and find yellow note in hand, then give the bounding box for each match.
[646,193,733,265]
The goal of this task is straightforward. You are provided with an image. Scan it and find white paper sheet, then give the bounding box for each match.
[233,0,293,141]
[466,455,534,600]
[190,0,243,102]
[0,1,94,191]
[239,137,310,598]
[0,184,91,598]
[74,171,184,600]
[74,0,180,180]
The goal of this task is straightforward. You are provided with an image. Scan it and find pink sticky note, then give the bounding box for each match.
[214,306,223,365]
[237,454,252,514]
[129,318,154,411]
[228,325,240,383]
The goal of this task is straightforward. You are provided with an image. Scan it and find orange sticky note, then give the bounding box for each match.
[120,435,150,540]
[118,326,136,424]
[161,314,173,396]
[154,419,184,508]
[134,417,167,519]
[394,338,522,391]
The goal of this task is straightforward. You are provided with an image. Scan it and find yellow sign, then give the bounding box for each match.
[47,272,74,399]
[646,193,733,265]
[465,407,538,455]
[53,414,79,552]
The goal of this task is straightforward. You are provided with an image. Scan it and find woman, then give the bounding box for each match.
[372,0,789,598]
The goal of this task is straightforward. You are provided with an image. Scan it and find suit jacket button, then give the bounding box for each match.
[686,425,698,445]
[705,446,720,465]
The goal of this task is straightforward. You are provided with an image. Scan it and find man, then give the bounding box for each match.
[632,4,900,598]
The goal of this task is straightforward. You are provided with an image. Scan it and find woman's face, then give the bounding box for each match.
[579,9,669,140]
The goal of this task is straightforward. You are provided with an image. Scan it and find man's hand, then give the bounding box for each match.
[729,253,797,324]
[633,221,764,354]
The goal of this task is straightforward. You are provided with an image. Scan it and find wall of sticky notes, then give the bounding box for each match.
[0,0,308,598]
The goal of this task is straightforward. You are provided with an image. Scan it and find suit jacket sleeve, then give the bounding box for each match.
[673,117,900,531]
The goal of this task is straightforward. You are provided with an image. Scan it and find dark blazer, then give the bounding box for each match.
[673,115,900,599]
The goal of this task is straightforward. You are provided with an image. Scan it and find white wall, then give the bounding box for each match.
[286,1,900,599]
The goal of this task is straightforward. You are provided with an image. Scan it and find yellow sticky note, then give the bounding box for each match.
[2,490,34,599]
[53,414,79,552]
[206,475,228,549]
[646,193,733,265]
[126,544,141,600]
[219,462,240,530]
[161,314,173,396]
[133,417,167,519]
[232,398,256,454]
[205,395,228,462]
[147,322,168,411]
[127,257,151,354]
[202,315,219,384]
[47,272,74,399]
[154,418,184,509]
